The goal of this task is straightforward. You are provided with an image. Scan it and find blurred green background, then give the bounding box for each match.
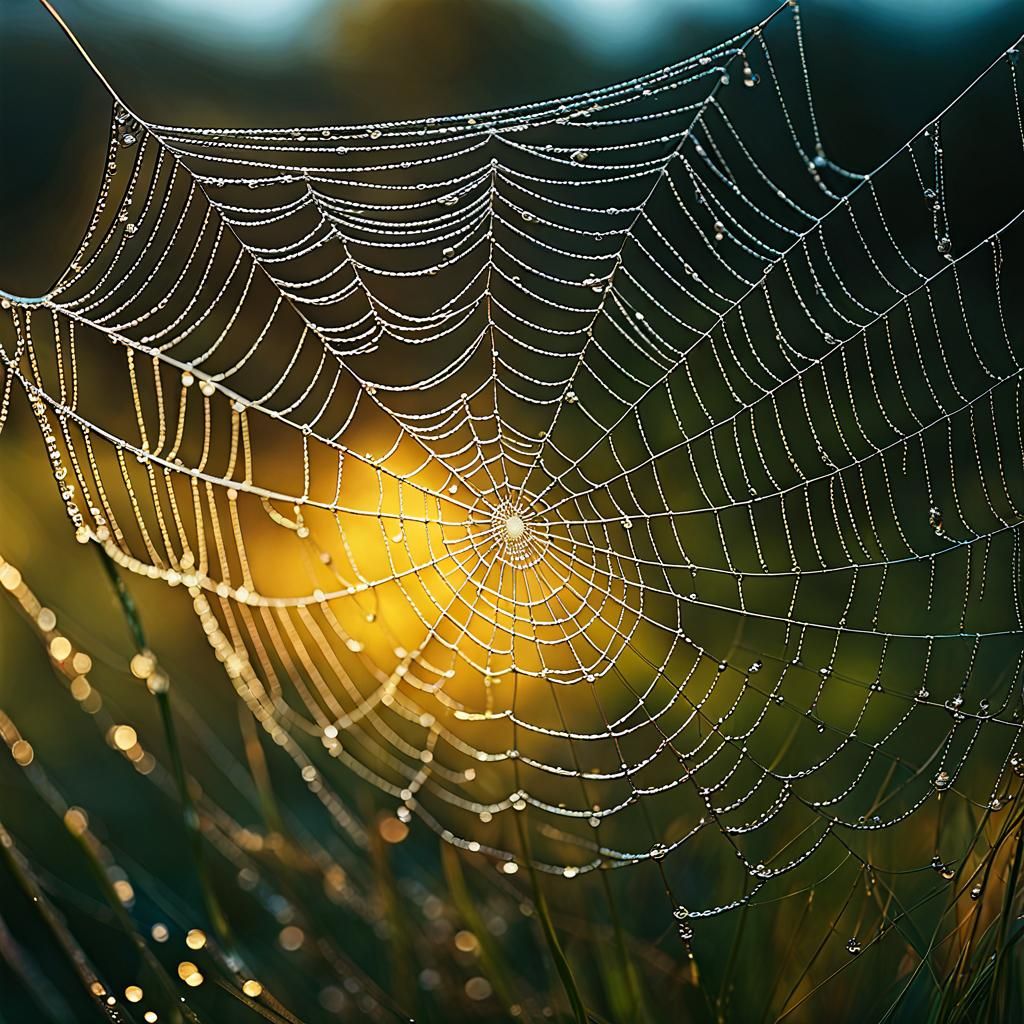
[3,2,1024,1023]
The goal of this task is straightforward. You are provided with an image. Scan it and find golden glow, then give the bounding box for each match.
[378,816,409,844]
[64,807,89,836]
[113,879,135,905]
[70,676,91,701]
[49,635,72,661]
[502,513,525,541]
[112,725,138,750]
[177,961,198,981]
[11,739,33,767]
[130,652,156,679]
[0,563,22,590]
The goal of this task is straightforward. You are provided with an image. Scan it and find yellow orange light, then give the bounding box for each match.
[112,725,138,750]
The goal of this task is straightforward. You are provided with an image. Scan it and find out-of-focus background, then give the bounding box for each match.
[2,0,1021,297]
[2,2,1024,1023]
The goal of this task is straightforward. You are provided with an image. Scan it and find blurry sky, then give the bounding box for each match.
[52,0,1018,56]
[1,0,1021,298]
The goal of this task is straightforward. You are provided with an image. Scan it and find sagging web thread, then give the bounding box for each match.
[4,0,1024,950]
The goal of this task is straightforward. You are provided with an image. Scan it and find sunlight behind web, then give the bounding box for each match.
[4,1,1024,969]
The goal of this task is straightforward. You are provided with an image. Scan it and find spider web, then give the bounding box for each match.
[5,0,1024,954]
